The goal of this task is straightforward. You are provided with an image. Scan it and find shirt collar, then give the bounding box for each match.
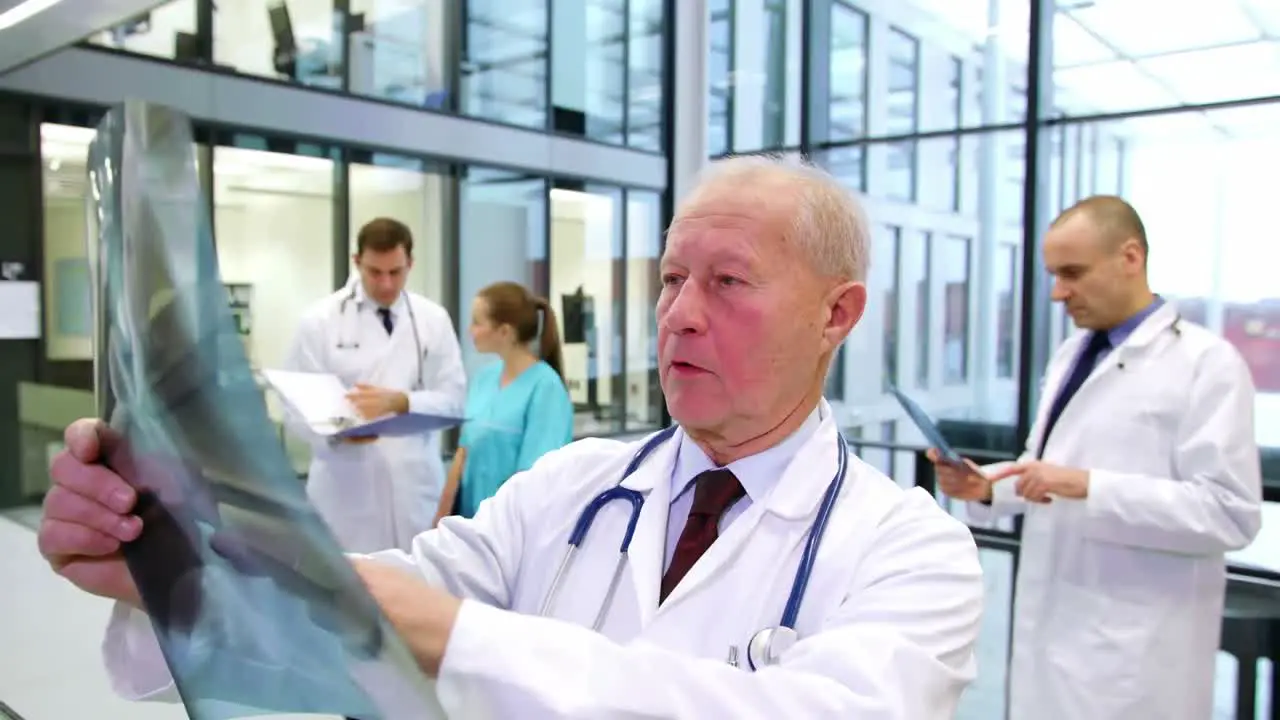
[670,404,824,506]
[1106,295,1164,348]
[351,279,403,314]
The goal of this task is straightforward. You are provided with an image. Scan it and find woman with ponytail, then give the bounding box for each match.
[434,281,574,523]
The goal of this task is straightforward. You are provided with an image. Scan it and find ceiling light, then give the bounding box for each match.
[0,0,66,32]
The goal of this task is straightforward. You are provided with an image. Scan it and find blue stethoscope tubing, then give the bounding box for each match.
[538,422,850,669]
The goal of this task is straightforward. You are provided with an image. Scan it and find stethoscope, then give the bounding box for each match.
[334,280,426,389]
[538,423,850,671]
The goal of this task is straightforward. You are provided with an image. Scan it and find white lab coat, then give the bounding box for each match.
[283,281,467,553]
[101,401,986,718]
[968,302,1262,720]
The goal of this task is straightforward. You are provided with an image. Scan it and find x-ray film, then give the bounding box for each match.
[85,100,439,719]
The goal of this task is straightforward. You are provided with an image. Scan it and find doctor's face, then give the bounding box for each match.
[354,246,413,308]
[657,191,851,437]
[1043,215,1145,330]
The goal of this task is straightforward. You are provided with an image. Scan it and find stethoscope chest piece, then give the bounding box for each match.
[747,625,798,670]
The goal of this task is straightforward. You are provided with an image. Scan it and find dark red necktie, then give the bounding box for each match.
[660,469,745,603]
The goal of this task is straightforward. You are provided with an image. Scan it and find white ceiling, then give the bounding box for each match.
[0,0,171,74]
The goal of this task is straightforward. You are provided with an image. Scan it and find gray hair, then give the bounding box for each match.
[674,154,870,283]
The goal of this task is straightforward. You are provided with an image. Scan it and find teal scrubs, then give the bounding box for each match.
[456,359,574,518]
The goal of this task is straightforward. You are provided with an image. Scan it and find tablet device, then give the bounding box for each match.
[889,386,965,467]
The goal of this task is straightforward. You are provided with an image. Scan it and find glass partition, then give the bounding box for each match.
[550,0,625,142]
[211,144,337,372]
[457,169,547,376]
[549,184,625,436]
[87,0,198,61]
[76,0,670,151]
[41,123,100,365]
[460,0,549,129]
[708,0,803,154]
[213,0,344,90]
[822,130,1026,470]
[624,189,664,429]
[627,0,666,151]
[347,0,453,108]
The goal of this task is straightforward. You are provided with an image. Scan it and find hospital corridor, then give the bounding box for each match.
[3,0,1280,718]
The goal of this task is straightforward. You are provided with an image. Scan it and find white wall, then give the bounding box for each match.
[214,190,335,371]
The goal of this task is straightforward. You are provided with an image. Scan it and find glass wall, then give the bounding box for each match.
[706,0,1280,716]
[83,0,666,151]
[550,184,625,434]
[15,110,666,515]
[85,0,198,61]
[624,190,664,427]
[40,124,100,365]
[458,169,547,375]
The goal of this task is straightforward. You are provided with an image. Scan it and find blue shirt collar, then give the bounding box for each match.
[350,279,403,313]
[1105,295,1164,347]
[670,404,823,506]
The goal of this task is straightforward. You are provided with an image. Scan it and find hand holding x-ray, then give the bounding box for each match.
[82,99,438,719]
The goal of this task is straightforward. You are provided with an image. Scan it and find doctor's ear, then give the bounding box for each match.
[822,281,867,348]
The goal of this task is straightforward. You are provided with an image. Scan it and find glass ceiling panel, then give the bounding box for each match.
[1240,0,1280,36]
[1114,110,1218,142]
[1140,42,1280,106]
[1102,100,1280,143]
[1206,102,1280,139]
[1066,0,1261,59]
[903,0,997,44]
[1052,13,1117,67]
[1055,60,1179,115]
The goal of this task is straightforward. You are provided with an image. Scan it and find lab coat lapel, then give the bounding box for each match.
[657,405,843,612]
[618,432,680,628]
[763,407,843,520]
[1071,302,1177,401]
[346,279,402,387]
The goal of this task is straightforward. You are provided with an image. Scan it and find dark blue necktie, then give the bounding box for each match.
[376,307,394,335]
[1037,331,1111,458]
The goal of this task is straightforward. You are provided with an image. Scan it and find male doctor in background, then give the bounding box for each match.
[41,156,984,718]
[283,217,467,552]
[931,195,1261,720]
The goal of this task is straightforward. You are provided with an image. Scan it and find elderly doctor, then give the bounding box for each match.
[283,217,467,552]
[41,156,984,719]
[931,195,1262,720]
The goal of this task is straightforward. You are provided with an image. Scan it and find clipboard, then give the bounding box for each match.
[889,386,966,468]
[331,411,463,439]
[262,368,463,439]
